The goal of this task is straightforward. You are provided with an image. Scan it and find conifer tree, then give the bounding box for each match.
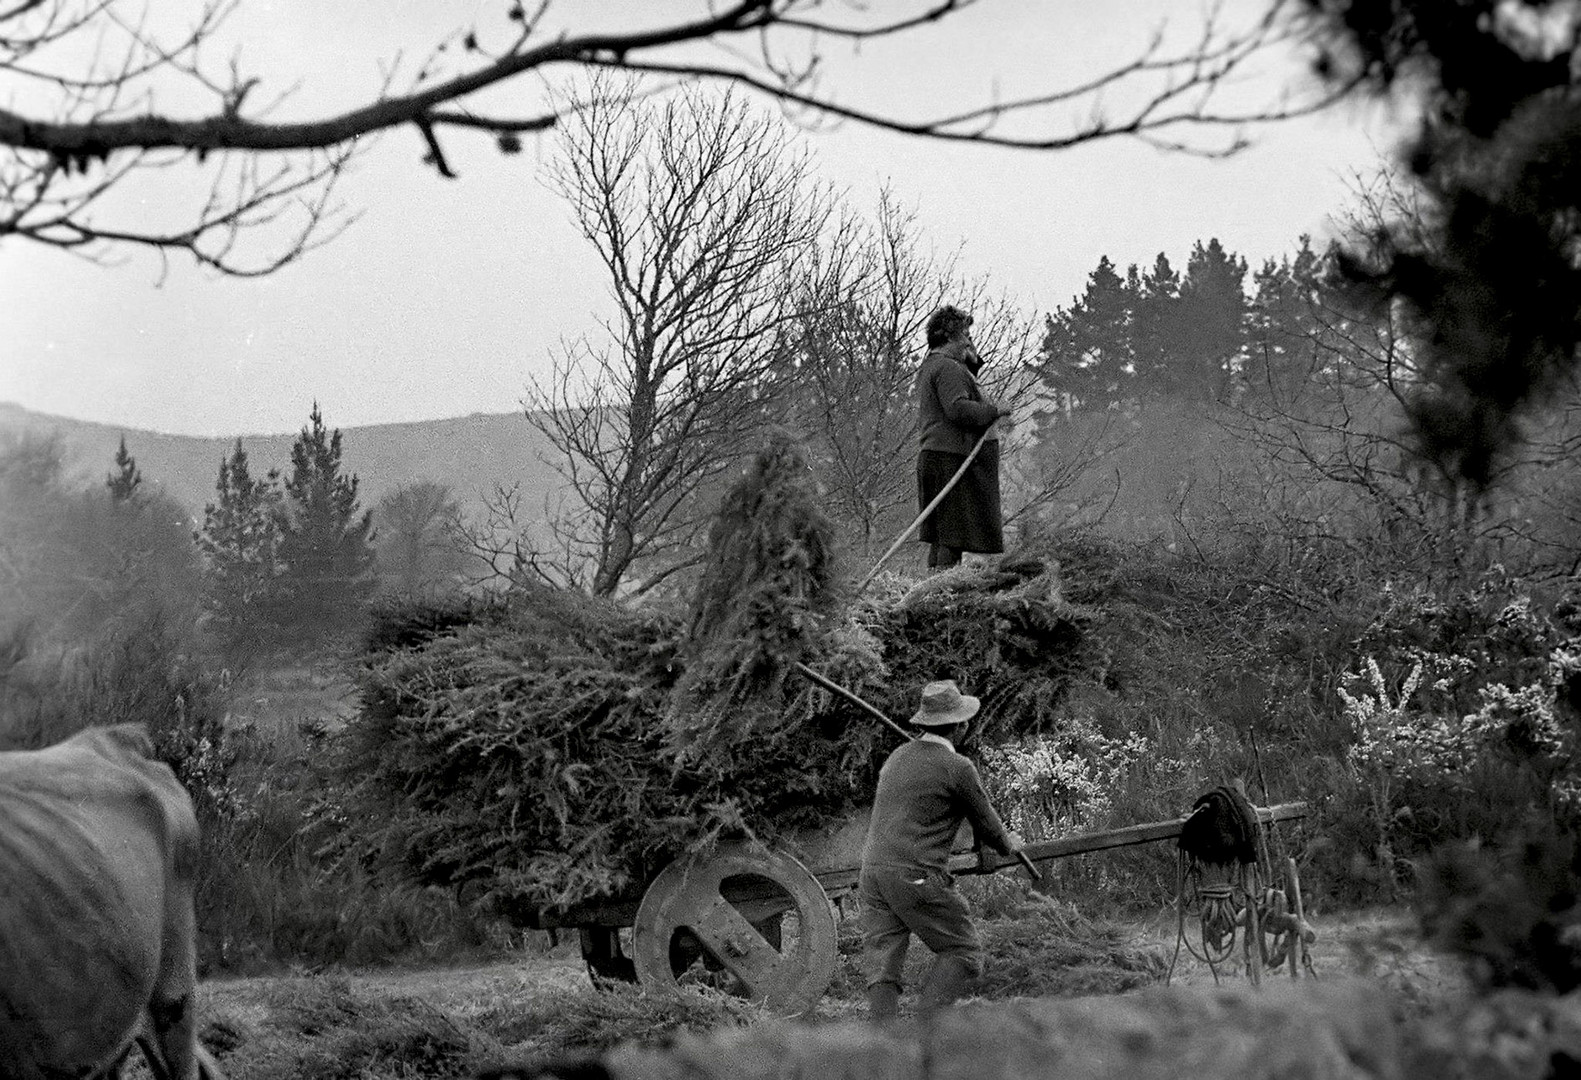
[1130,252,1183,395]
[105,435,142,502]
[1245,235,1327,405]
[195,440,284,654]
[1173,238,1250,401]
[1041,255,1136,409]
[277,403,376,641]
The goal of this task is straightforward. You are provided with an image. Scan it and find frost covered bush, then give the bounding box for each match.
[1330,584,1581,899]
[978,716,1151,839]
[1343,659,1449,777]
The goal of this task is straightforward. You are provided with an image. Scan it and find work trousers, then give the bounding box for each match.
[858,864,983,989]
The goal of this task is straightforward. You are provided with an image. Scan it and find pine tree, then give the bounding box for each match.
[1172,238,1249,402]
[195,440,285,654]
[105,435,142,502]
[276,403,376,642]
[1041,254,1136,409]
[1245,235,1326,406]
[1130,252,1182,395]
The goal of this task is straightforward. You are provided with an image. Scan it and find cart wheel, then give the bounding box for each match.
[631,841,837,1014]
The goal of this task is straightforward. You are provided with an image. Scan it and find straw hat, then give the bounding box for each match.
[910,680,981,727]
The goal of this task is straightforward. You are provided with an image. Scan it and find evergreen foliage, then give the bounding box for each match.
[1172,238,1249,400]
[1041,255,1134,409]
[192,405,378,654]
[2,430,200,645]
[1245,236,1325,403]
[1040,236,1347,414]
[334,560,1085,915]
[195,440,285,655]
[340,589,711,912]
[1129,252,1181,396]
[668,431,845,759]
[277,403,377,642]
[331,437,1085,916]
[1305,0,1581,488]
[859,558,1094,745]
[1042,241,1258,407]
[106,434,141,502]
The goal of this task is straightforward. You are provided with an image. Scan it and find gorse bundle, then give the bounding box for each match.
[341,589,692,912]
[335,439,1089,917]
[338,570,1088,914]
[667,430,845,759]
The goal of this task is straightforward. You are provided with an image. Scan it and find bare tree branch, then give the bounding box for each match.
[1,0,1348,271]
[526,81,831,596]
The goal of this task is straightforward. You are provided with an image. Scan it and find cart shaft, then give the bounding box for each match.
[815,801,1307,896]
[520,802,1308,927]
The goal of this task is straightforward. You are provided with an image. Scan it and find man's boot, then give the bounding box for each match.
[919,954,974,1019]
[866,981,900,1023]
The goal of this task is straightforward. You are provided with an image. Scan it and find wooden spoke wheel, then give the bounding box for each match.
[631,842,837,1014]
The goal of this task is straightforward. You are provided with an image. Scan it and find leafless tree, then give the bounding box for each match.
[373,480,468,596]
[451,481,587,592]
[1223,172,1545,578]
[783,192,953,558]
[783,192,1056,560]
[0,0,1352,273]
[526,83,829,597]
[1008,392,1134,536]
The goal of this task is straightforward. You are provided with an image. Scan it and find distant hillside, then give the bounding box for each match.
[0,401,567,526]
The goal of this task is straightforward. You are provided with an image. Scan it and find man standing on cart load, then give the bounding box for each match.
[859,679,1024,1022]
[916,305,1012,570]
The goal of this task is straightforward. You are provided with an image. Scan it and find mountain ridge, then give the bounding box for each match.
[0,401,565,524]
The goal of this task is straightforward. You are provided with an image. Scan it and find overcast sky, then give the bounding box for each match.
[0,1,1401,438]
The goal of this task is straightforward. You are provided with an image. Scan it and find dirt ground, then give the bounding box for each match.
[256,905,1462,1005]
[171,900,1513,1080]
[1140,906,1469,1003]
[197,904,1467,1037]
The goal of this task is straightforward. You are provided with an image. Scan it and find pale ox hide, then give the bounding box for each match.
[0,724,225,1079]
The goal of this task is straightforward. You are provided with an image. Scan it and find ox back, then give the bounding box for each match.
[0,724,223,1080]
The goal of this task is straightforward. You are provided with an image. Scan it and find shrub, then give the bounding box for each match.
[197,715,515,973]
[960,534,1581,913]
[302,524,1578,958]
[1416,827,1581,994]
[0,609,237,820]
[1312,574,1581,903]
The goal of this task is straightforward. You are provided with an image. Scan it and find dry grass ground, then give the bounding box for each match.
[187,666,1479,1076]
[181,905,1470,1078]
[228,662,358,738]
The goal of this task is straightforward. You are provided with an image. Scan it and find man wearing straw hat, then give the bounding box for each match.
[915,305,1012,570]
[858,679,1024,1022]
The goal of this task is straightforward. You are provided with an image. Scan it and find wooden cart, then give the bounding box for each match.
[517,801,1308,1013]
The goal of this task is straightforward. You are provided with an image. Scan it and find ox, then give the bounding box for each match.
[0,724,225,1079]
